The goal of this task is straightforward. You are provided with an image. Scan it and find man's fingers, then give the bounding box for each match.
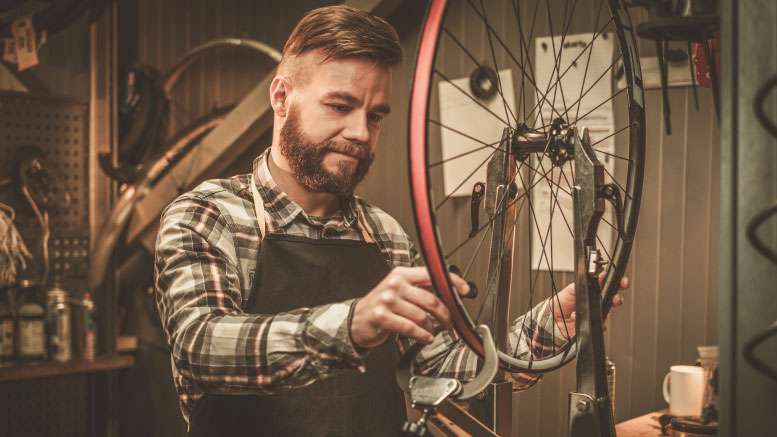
[392,266,471,297]
[397,283,451,329]
[385,296,436,335]
[612,293,624,307]
[377,312,435,344]
[448,273,470,296]
[391,266,432,285]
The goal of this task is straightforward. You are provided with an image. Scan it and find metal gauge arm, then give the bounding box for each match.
[568,127,616,437]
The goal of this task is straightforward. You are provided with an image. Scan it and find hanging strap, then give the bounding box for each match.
[250,174,374,244]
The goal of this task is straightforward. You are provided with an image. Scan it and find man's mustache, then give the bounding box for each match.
[324,142,370,160]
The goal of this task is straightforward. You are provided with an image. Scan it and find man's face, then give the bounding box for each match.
[278,55,392,196]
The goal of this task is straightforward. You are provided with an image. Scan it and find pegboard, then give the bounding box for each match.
[0,92,90,286]
[0,374,90,437]
[0,92,89,233]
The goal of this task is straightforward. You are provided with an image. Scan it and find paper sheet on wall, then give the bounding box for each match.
[438,69,516,197]
[532,32,615,272]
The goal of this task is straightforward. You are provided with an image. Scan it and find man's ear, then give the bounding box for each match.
[270,76,292,117]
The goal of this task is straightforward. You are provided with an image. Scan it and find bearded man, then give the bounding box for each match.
[154,5,628,436]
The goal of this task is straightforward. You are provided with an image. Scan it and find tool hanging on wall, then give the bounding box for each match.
[99,64,170,183]
[13,145,70,286]
[628,0,719,134]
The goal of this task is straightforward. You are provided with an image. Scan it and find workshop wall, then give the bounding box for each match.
[0,1,718,436]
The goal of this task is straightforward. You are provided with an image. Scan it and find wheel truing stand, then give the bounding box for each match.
[398,126,623,436]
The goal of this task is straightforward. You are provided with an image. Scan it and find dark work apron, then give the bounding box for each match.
[188,177,406,437]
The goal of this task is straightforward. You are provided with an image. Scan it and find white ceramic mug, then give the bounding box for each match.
[663,365,704,416]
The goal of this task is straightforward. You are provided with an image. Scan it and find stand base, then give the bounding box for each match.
[568,392,616,437]
[467,380,512,436]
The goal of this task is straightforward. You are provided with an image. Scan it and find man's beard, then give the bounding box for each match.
[278,107,374,197]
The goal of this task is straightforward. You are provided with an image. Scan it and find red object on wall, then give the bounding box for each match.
[694,39,720,88]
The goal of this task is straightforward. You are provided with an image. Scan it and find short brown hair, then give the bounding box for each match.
[279,5,403,75]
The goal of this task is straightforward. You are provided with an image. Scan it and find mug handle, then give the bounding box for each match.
[662,372,671,404]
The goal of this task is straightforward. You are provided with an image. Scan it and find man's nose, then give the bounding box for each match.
[342,111,371,144]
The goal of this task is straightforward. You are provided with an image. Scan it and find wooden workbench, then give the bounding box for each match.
[615,410,667,436]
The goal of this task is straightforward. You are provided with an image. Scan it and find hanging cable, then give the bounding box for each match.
[0,202,32,286]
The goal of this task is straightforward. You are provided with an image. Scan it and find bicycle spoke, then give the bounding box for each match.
[594,147,632,162]
[523,160,573,197]
[542,0,577,125]
[574,0,606,122]
[428,138,505,168]
[556,53,624,121]
[435,149,498,211]
[463,221,493,277]
[429,118,507,150]
[442,27,518,125]
[434,69,511,127]
[591,121,637,150]
[572,86,627,125]
[468,0,566,124]
[445,161,536,259]
[601,163,632,201]
[475,0,517,127]
[525,16,617,124]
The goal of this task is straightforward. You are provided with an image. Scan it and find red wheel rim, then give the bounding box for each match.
[408,0,484,358]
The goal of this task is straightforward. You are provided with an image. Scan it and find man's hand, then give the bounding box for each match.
[553,273,630,341]
[350,266,470,349]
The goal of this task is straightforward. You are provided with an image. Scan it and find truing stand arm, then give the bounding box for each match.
[568,127,617,437]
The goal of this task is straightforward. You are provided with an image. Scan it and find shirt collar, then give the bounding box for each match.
[252,148,359,231]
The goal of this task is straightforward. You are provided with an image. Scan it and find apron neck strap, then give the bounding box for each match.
[250,175,267,239]
[250,175,375,244]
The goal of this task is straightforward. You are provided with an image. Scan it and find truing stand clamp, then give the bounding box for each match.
[568,127,621,437]
[396,325,499,437]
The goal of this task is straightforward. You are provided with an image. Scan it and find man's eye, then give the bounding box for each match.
[368,113,383,123]
[330,104,350,112]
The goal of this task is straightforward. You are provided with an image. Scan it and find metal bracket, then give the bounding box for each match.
[397,325,499,437]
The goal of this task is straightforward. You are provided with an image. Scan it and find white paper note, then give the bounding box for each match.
[438,69,517,198]
[532,32,616,272]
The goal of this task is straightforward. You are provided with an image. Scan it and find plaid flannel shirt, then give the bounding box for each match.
[154,148,567,424]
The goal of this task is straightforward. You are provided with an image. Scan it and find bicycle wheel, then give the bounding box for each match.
[409,0,644,373]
